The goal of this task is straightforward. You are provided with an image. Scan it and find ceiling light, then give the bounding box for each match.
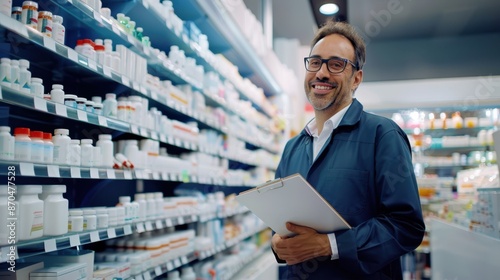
[319,3,339,15]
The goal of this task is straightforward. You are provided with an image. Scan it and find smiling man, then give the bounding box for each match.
[271,21,425,279]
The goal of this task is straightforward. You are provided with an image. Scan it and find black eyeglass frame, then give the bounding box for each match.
[304,56,359,73]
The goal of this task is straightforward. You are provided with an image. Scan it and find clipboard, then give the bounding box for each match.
[235,173,351,237]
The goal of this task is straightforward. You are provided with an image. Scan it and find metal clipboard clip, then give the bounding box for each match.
[256,178,284,193]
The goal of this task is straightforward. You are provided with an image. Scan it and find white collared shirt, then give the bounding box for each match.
[305,103,351,260]
[307,103,351,161]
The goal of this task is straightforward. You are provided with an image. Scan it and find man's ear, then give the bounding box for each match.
[352,69,363,93]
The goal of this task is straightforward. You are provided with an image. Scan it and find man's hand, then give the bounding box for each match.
[271,222,332,265]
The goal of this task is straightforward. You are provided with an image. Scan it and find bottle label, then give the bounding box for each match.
[14,141,30,161]
[53,24,65,45]
[38,13,53,36]
[31,141,44,162]
[19,72,31,92]
[0,136,12,159]
[0,66,11,85]
[44,144,53,162]
[21,5,38,28]
[30,210,43,235]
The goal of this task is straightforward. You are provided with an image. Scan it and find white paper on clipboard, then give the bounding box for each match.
[235,173,350,237]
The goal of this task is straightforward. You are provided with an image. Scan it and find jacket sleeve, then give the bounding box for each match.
[335,128,426,274]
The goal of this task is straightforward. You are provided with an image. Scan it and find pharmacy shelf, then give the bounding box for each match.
[422,164,480,169]
[405,127,493,137]
[0,86,277,168]
[0,86,200,152]
[0,14,278,155]
[0,157,272,186]
[102,0,277,118]
[49,0,275,132]
[0,213,198,263]
[126,225,268,279]
[0,208,253,264]
[195,225,269,261]
[133,253,196,280]
[0,160,233,185]
[47,0,201,88]
[174,0,282,97]
[425,145,487,151]
[423,145,489,157]
[228,247,277,280]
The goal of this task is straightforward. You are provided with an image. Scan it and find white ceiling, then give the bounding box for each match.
[271,0,500,45]
[261,0,500,111]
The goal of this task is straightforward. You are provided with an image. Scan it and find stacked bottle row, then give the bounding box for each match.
[0,127,117,167]
[95,212,266,279]
[0,184,68,243]
[0,186,224,244]
[0,58,38,95]
[0,125,275,184]
[97,229,195,278]
[74,38,148,85]
[6,1,66,44]
[0,13,276,143]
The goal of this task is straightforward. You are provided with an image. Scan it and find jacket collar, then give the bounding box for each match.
[302,98,363,137]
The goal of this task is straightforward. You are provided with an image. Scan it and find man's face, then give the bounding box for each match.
[304,34,362,114]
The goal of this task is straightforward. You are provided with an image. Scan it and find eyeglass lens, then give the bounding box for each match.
[307,57,346,73]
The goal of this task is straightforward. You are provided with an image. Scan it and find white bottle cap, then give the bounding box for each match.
[0,126,10,132]
[54,128,69,135]
[52,84,64,90]
[23,1,38,8]
[1,58,11,63]
[92,96,102,104]
[105,93,116,99]
[42,184,66,193]
[95,208,108,215]
[83,209,96,215]
[76,97,87,103]
[19,59,29,68]
[10,60,19,66]
[99,134,112,140]
[134,193,145,200]
[81,139,93,145]
[31,77,42,84]
[64,94,77,100]
[69,209,83,216]
[70,139,80,145]
[119,196,131,203]
[53,15,63,23]
[17,185,42,194]
[93,103,103,109]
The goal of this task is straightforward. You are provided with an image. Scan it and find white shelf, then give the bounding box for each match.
[431,218,500,280]
[230,249,278,280]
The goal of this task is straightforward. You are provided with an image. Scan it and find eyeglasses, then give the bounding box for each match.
[304,56,358,73]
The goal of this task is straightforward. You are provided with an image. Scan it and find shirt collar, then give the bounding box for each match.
[306,103,352,137]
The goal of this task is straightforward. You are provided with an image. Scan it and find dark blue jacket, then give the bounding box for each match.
[275,99,425,279]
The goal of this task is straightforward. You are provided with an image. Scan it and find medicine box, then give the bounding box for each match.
[0,262,44,280]
[26,249,94,279]
[29,263,87,280]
